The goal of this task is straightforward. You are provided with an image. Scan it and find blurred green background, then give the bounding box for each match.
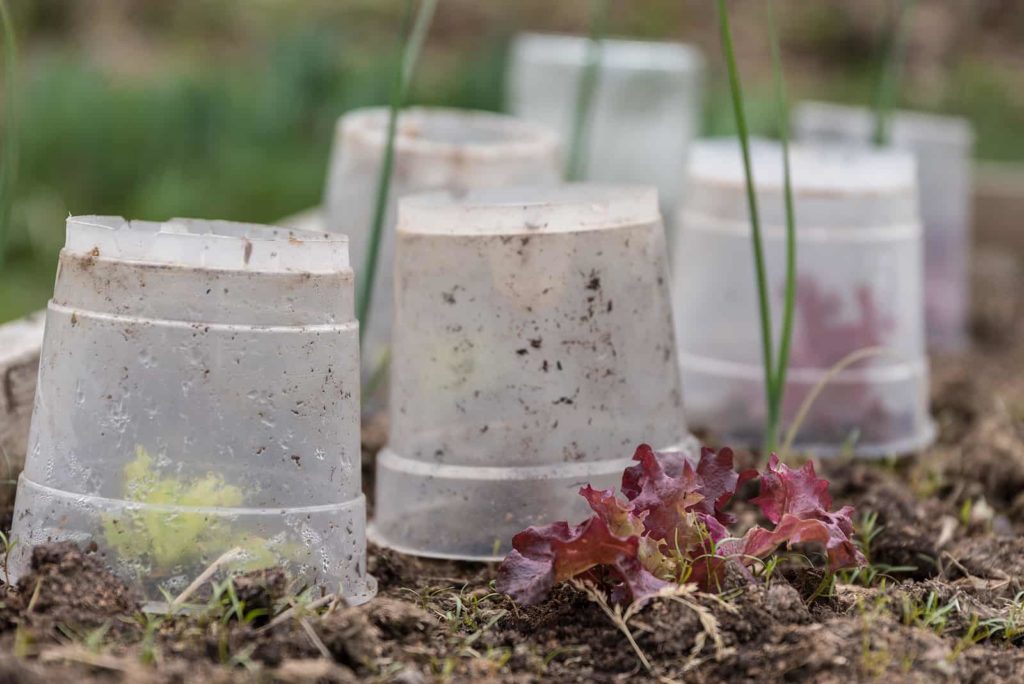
[1,0,1022,323]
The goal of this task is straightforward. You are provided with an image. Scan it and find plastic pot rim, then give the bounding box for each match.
[511,32,705,73]
[396,183,661,236]
[336,106,560,161]
[795,101,975,149]
[686,138,918,197]
[66,215,349,274]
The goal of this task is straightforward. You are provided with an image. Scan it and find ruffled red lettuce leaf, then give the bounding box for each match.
[496,496,670,606]
[693,446,750,524]
[744,454,865,570]
[496,522,579,605]
[749,453,832,523]
[498,447,865,607]
[619,444,704,539]
[580,485,645,538]
[622,445,752,527]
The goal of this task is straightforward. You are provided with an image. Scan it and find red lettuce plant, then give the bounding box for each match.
[497,445,864,606]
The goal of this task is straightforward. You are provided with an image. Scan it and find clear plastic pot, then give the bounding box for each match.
[322,107,562,408]
[507,33,704,234]
[372,185,692,559]
[8,216,376,605]
[673,140,935,457]
[793,101,974,352]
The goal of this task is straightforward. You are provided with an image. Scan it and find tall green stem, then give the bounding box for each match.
[767,0,796,457]
[0,0,17,267]
[872,0,916,146]
[356,0,438,341]
[565,0,610,181]
[715,0,777,453]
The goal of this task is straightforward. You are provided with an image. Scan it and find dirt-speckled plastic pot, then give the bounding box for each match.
[371,185,693,560]
[8,216,376,605]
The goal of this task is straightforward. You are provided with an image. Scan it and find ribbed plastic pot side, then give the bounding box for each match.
[674,140,935,457]
[9,216,376,605]
[372,185,694,560]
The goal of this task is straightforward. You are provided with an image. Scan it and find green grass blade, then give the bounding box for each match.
[872,0,916,146]
[767,0,796,457]
[715,0,777,452]
[565,0,610,181]
[0,0,17,267]
[356,0,439,341]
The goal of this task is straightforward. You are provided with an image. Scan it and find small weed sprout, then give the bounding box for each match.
[136,612,163,667]
[948,614,987,662]
[900,591,958,635]
[205,577,267,626]
[958,498,974,528]
[839,511,917,587]
[55,622,111,654]
[980,591,1024,643]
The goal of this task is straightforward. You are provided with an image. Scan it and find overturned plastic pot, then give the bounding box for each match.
[793,101,975,353]
[323,107,562,407]
[507,33,704,233]
[9,216,376,605]
[673,140,935,457]
[372,185,692,560]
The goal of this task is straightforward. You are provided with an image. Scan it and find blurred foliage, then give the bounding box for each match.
[0,0,1022,322]
[0,24,503,321]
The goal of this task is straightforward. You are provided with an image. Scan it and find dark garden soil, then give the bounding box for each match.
[0,244,1022,683]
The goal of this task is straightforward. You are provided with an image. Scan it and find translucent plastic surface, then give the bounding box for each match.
[373,185,692,559]
[322,107,561,409]
[9,216,376,604]
[793,102,974,352]
[507,33,704,234]
[674,140,935,457]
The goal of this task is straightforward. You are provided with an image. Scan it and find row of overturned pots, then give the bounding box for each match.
[6,34,973,606]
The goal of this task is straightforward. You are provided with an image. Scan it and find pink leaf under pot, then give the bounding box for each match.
[794,102,974,353]
[672,139,935,457]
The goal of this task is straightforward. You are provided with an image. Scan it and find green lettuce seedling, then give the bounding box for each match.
[103,447,275,572]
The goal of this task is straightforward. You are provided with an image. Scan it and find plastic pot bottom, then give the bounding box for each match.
[680,355,936,458]
[370,438,697,561]
[8,475,377,606]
